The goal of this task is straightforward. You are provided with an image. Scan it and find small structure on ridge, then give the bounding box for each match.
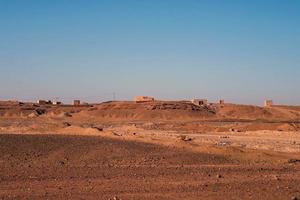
[264,100,273,107]
[134,96,155,103]
[73,100,81,106]
[191,99,208,106]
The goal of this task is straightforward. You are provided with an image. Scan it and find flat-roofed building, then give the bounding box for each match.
[191,99,208,106]
[134,96,155,103]
[37,100,47,105]
[37,100,52,105]
[53,101,62,105]
[73,100,81,106]
[264,100,273,107]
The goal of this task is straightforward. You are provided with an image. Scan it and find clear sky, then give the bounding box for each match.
[0,0,299,105]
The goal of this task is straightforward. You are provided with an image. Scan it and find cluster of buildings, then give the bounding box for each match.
[37,99,85,106]
[36,96,274,107]
[133,96,225,106]
[191,99,225,106]
[37,100,62,105]
[133,96,274,108]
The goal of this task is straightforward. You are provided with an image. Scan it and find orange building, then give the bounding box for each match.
[134,96,155,103]
[264,100,273,107]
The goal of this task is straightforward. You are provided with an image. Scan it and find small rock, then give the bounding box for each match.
[288,159,300,164]
[217,174,222,178]
[28,112,38,118]
[92,126,103,131]
[110,196,121,200]
[219,136,229,139]
[35,108,46,115]
[63,122,71,127]
[112,132,122,136]
[291,197,298,200]
[217,141,230,146]
[229,128,241,132]
[273,175,280,181]
[179,135,192,142]
[65,112,72,117]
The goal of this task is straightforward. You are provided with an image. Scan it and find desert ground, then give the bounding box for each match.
[0,100,300,199]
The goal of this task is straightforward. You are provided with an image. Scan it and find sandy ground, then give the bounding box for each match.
[0,101,300,199]
[0,134,300,200]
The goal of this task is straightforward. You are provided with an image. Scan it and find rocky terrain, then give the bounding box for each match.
[0,100,300,199]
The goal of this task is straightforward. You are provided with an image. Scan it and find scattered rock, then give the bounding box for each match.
[81,124,92,128]
[112,132,122,137]
[28,112,39,118]
[81,124,103,131]
[63,122,71,127]
[88,107,97,111]
[288,159,300,164]
[229,128,241,132]
[64,112,72,117]
[219,136,230,139]
[291,123,298,129]
[179,135,192,142]
[272,175,280,181]
[54,112,72,118]
[35,108,46,115]
[91,126,103,131]
[142,122,159,130]
[217,141,231,146]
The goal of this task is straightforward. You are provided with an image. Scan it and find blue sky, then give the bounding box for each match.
[0,0,299,105]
